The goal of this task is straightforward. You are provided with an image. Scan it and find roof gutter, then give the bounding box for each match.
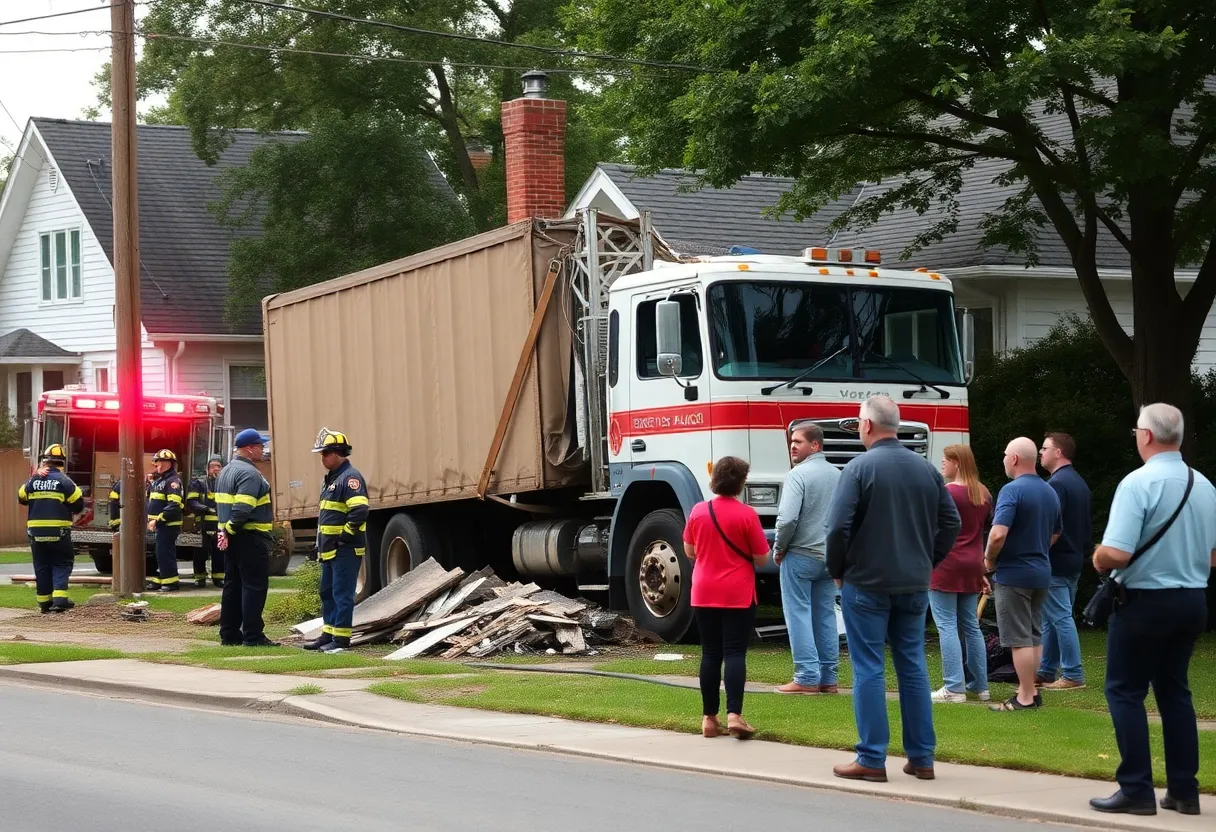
[943,265,1202,282]
[145,333,263,343]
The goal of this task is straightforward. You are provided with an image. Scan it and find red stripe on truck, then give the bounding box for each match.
[612,401,969,438]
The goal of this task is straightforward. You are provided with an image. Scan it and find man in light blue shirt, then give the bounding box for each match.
[774,422,841,694]
[1088,403,1216,818]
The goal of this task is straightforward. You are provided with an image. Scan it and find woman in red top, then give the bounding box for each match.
[929,444,993,703]
[683,456,770,739]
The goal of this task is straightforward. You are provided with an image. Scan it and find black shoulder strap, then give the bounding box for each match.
[707,500,755,564]
[1126,467,1194,568]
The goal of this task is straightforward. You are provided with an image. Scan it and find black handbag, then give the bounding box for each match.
[1082,467,1193,628]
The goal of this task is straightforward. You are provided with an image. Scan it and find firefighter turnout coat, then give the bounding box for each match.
[18,467,84,541]
[316,460,369,559]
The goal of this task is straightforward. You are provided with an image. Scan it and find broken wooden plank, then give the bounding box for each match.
[528,590,587,616]
[384,616,480,660]
[292,616,324,634]
[456,583,541,619]
[396,611,480,635]
[419,588,451,618]
[350,625,399,646]
[554,623,587,654]
[426,577,487,622]
[525,613,578,626]
[186,603,222,625]
[467,621,537,658]
[440,607,532,659]
[351,558,464,630]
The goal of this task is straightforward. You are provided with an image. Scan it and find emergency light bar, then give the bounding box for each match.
[804,247,882,265]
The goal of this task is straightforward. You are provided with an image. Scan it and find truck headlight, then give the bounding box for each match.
[746,486,778,507]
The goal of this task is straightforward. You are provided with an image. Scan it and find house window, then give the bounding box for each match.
[43,370,65,393]
[228,364,268,430]
[95,367,110,392]
[39,229,82,301]
[16,372,32,420]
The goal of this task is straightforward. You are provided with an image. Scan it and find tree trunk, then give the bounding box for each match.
[1129,263,1198,458]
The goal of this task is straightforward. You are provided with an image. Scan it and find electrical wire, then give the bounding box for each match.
[0,45,109,53]
[0,95,50,173]
[85,158,171,300]
[139,32,662,76]
[233,0,708,72]
[0,3,125,28]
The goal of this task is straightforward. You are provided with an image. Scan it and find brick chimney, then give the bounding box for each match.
[501,70,567,223]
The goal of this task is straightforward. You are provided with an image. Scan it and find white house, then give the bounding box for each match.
[0,118,291,431]
[569,159,1216,371]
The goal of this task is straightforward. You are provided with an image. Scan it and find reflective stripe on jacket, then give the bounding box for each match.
[18,467,84,540]
[147,469,185,528]
[316,460,369,559]
[215,456,273,536]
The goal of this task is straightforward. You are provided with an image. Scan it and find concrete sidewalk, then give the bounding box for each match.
[0,659,1209,831]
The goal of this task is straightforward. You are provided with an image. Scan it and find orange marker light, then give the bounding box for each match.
[864,250,882,264]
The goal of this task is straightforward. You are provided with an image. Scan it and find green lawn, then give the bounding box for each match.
[369,671,1216,789]
[0,642,125,664]
[597,630,1216,720]
[152,644,465,677]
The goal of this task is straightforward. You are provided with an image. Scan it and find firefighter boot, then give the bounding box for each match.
[51,597,75,613]
[301,633,334,651]
[322,636,351,654]
[194,577,207,589]
[38,601,52,614]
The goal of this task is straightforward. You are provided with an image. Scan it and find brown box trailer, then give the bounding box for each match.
[262,219,587,522]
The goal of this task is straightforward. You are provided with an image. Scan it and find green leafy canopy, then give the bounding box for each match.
[571,0,1216,431]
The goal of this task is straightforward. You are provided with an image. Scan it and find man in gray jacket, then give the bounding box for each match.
[774,422,842,694]
[827,395,961,783]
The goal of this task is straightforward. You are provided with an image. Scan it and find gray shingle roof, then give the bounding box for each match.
[0,328,77,359]
[597,163,860,256]
[33,119,459,336]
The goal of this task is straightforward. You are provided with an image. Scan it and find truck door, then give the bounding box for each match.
[626,291,711,473]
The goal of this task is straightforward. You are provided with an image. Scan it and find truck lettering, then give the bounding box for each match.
[838,389,883,400]
[633,410,705,432]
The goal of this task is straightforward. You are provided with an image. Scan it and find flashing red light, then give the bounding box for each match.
[75,398,98,409]
[164,402,186,414]
[104,400,120,411]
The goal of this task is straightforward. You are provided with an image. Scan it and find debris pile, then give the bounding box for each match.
[288,558,647,659]
[186,603,223,625]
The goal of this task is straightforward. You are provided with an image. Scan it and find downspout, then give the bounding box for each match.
[170,341,186,394]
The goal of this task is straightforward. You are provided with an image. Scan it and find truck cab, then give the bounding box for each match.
[604,247,974,639]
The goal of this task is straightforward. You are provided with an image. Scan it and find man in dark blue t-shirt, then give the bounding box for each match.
[983,436,1062,711]
[1037,432,1092,690]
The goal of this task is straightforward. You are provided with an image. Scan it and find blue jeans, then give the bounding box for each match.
[841,584,935,769]
[928,590,988,694]
[1038,575,1084,683]
[779,553,839,686]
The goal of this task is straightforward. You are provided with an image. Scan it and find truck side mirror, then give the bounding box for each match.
[656,299,683,378]
[21,418,32,460]
[960,310,976,383]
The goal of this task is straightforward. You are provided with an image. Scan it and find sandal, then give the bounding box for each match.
[702,717,728,738]
[727,715,756,739]
[989,695,1039,712]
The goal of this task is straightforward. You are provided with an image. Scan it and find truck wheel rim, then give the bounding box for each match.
[638,539,681,618]
[385,536,411,583]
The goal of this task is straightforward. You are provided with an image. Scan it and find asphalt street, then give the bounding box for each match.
[0,683,1075,832]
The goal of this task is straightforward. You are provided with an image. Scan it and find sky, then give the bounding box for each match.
[0,0,155,157]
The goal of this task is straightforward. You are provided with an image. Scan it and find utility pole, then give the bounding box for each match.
[111,0,145,596]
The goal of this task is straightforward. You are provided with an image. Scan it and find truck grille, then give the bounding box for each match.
[799,418,929,469]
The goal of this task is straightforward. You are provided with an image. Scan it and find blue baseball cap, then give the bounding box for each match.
[234,428,265,449]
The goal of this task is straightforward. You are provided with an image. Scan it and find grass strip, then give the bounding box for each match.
[151,645,465,677]
[0,642,125,664]
[368,671,1216,790]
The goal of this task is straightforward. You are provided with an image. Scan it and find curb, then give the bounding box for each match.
[0,668,1193,832]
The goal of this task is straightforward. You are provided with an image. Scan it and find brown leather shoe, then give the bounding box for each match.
[1042,678,1086,691]
[775,682,820,694]
[903,761,935,780]
[702,716,727,738]
[727,714,756,739]
[833,761,888,782]
[818,683,839,694]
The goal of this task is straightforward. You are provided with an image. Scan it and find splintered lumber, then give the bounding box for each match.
[528,590,587,617]
[384,616,480,660]
[186,603,222,625]
[351,626,399,647]
[426,577,487,622]
[553,623,587,654]
[351,558,464,631]
[292,616,324,635]
[526,613,579,626]
[396,611,479,635]
[468,619,537,658]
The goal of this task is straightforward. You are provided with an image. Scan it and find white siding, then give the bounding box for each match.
[174,342,264,403]
[0,151,116,353]
[1011,278,1216,371]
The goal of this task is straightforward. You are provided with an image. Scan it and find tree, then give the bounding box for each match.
[130,0,621,230]
[572,0,1216,448]
[0,152,12,194]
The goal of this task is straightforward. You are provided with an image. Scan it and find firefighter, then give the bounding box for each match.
[17,444,84,612]
[145,449,185,592]
[187,456,225,588]
[301,429,368,654]
[216,429,276,647]
[108,478,122,533]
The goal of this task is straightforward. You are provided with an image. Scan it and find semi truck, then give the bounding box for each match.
[21,389,290,576]
[263,212,975,641]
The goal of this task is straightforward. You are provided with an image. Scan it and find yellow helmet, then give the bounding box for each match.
[312,428,351,455]
[41,444,67,464]
[152,449,177,463]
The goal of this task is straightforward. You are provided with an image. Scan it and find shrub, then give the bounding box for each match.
[264,558,322,624]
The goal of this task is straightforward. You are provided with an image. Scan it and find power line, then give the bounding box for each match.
[233,0,707,72]
[85,159,171,300]
[0,45,110,53]
[0,29,114,37]
[140,32,663,77]
[0,95,49,172]
[0,3,124,28]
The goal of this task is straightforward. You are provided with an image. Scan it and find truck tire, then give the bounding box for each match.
[624,508,694,643]
[379,512,443,588]
[269,525,292,577]
[91,553,113,575]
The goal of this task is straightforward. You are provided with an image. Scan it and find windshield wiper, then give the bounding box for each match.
[860,352,951,399]
[760,345,850,396]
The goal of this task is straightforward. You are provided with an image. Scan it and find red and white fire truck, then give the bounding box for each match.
[23,389,231,573]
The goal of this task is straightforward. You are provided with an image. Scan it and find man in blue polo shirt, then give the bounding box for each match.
[982,436,1061,712]
[1037,432,1092,690]
[1089,403,1216,818]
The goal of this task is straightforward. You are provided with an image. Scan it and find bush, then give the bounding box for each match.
[968,314,1216,619]
[264,558,322,624]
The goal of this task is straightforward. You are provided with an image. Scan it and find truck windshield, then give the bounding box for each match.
[708,280,964,385]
